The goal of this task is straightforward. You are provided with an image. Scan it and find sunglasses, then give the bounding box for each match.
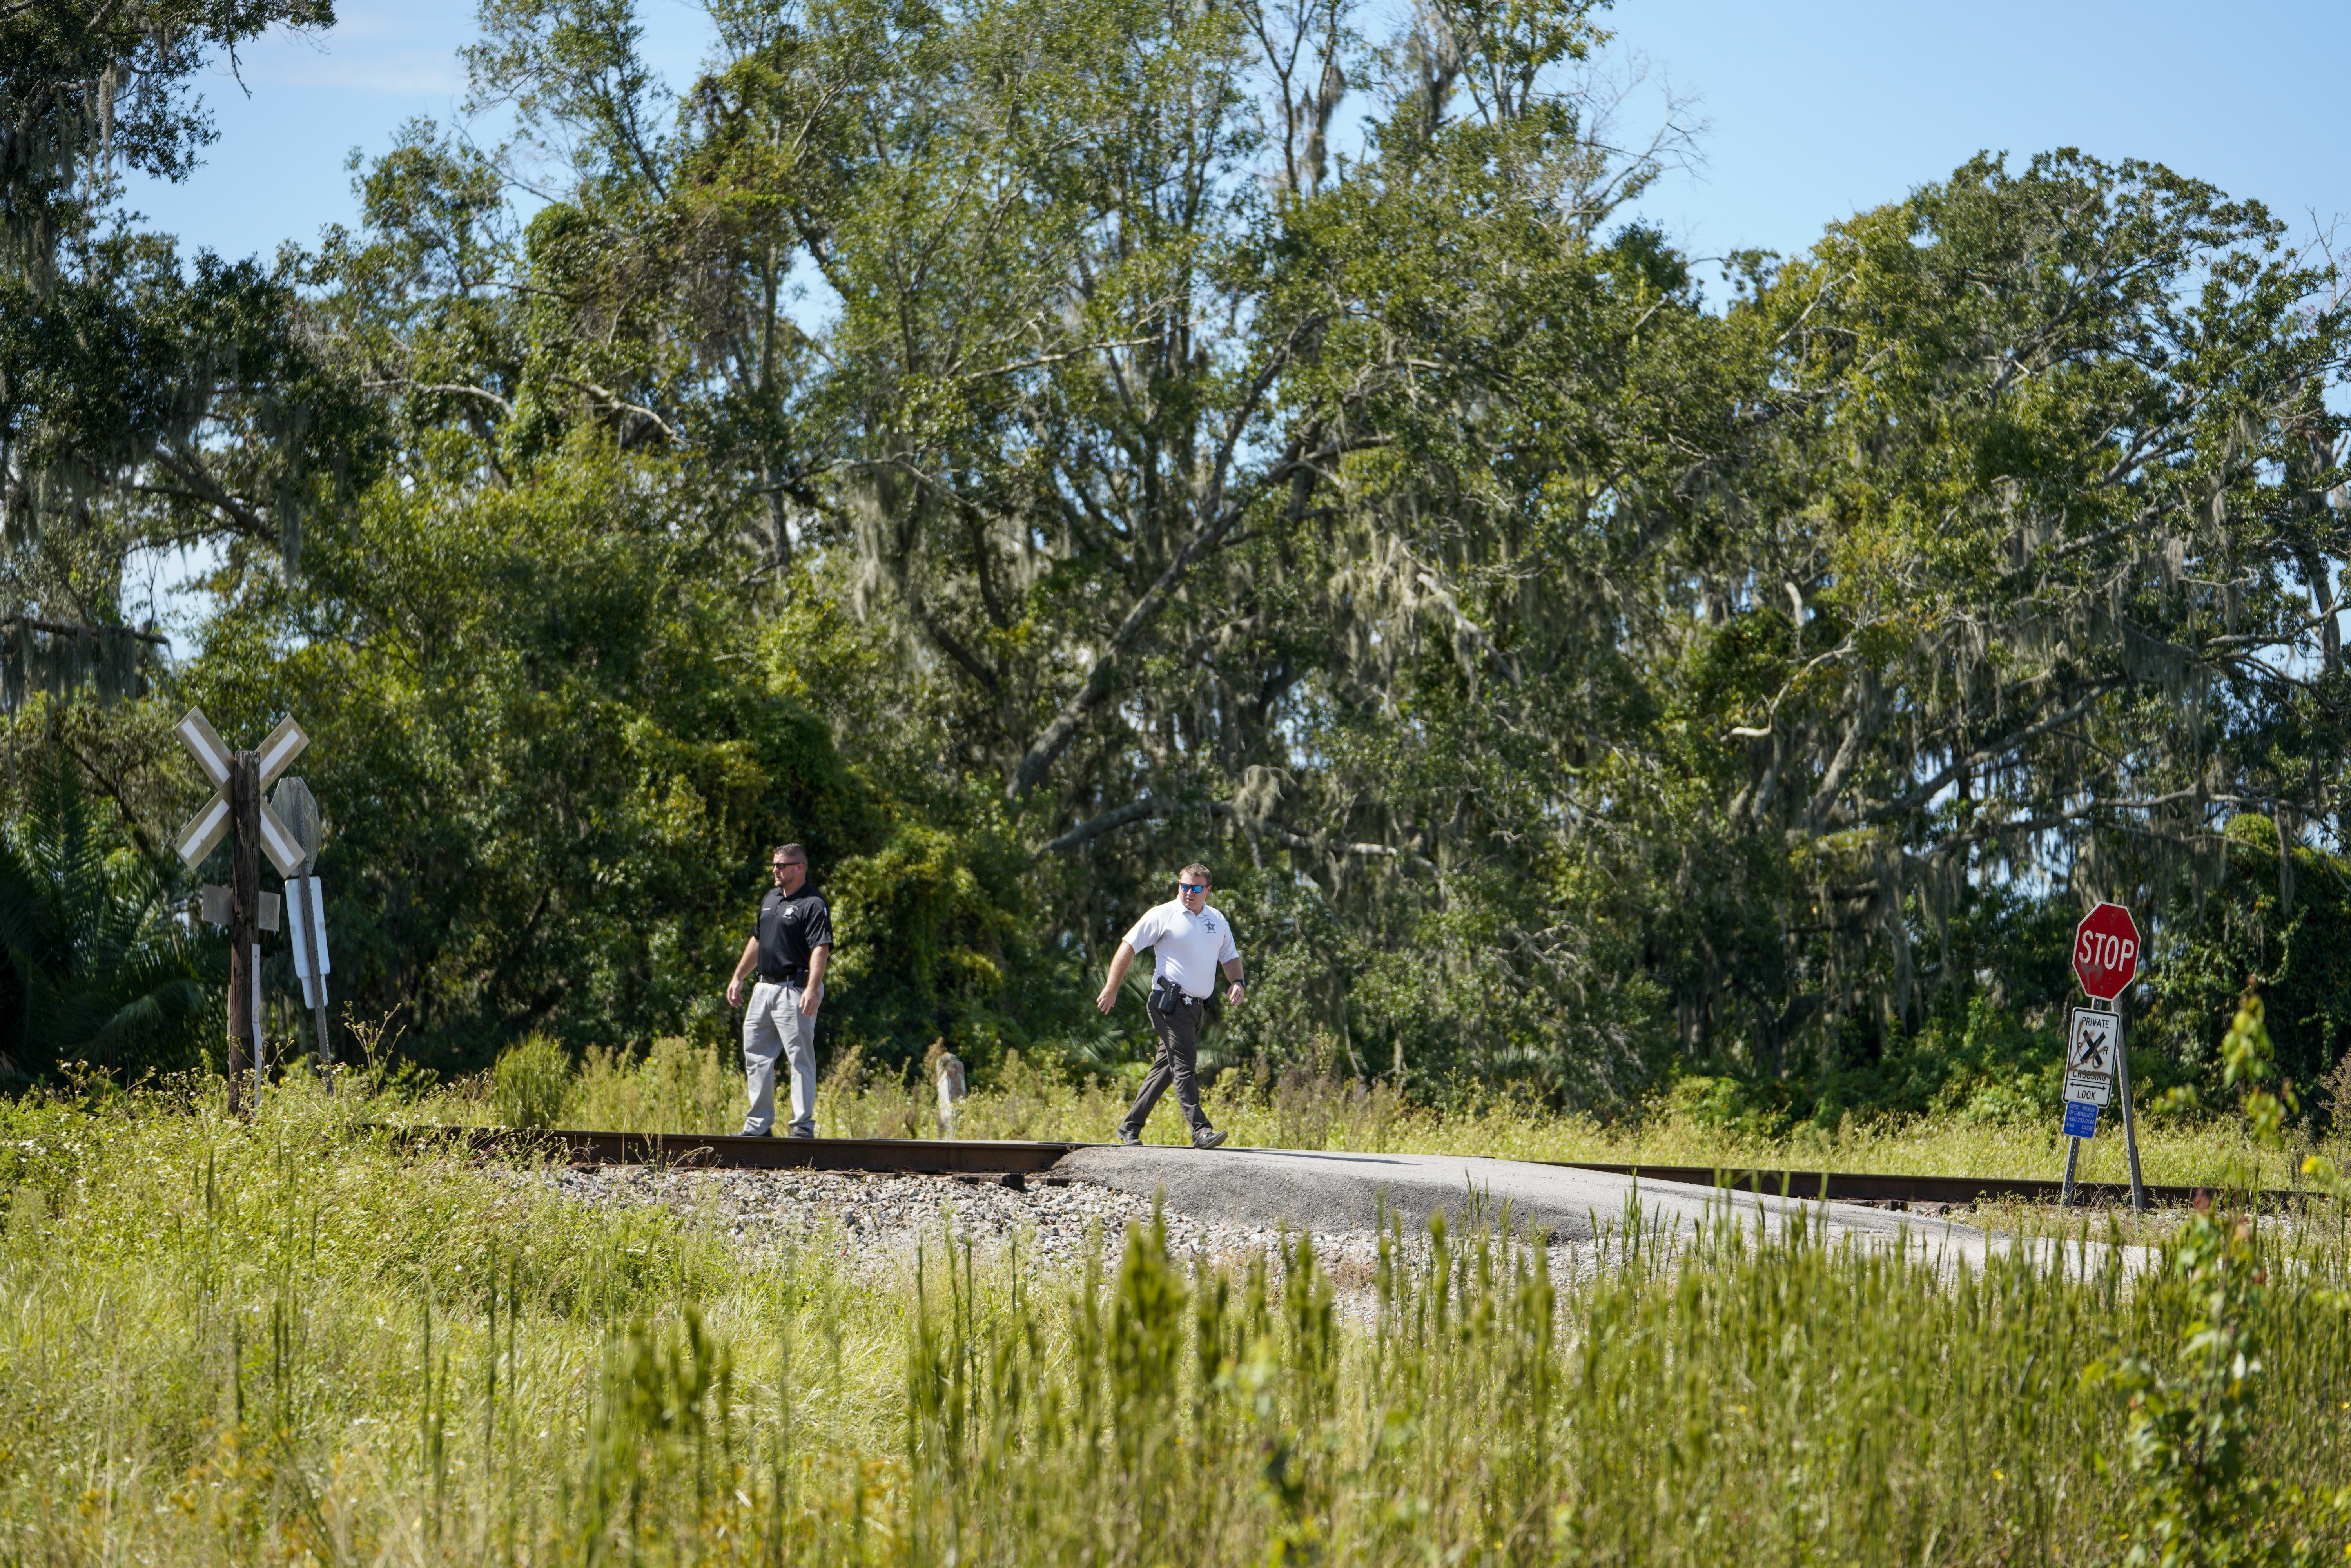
[1177,882,1208,894]
[771,861,804,872]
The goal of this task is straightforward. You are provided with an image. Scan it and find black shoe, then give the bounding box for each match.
[1192,1127,1227,1150]
[739,1127,774,1138]
[1114,1127,1142,1146]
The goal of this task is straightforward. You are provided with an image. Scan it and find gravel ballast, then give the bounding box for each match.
[515,1146,2037,1291]
[525,1163,1428,1286]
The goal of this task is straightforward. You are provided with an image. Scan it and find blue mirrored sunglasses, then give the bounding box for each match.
[1177,883,1208,894]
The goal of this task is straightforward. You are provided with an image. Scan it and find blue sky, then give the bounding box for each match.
[135,0,2350,272]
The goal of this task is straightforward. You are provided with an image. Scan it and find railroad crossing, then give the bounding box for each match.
[173,707,334,1109]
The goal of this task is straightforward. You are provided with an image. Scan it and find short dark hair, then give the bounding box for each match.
[1177,861,1211,885]
[771,843,808,864]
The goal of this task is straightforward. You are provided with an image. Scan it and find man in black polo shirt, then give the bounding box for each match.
[726,843,834,1137]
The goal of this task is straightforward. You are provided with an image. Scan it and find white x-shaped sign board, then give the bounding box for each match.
[174,708,310,877]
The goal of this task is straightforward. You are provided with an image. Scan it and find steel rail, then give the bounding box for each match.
[387,1125,1081,1174]
[383,1125,2324,1209]
[1545,1162,2318,1211]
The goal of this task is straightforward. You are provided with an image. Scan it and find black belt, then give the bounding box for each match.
[1150,978,1205,1010]
[759,970,808,986]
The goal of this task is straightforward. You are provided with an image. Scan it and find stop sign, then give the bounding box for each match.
[2073,903,2141,999]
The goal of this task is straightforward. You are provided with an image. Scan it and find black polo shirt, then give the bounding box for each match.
[755,886,833,983]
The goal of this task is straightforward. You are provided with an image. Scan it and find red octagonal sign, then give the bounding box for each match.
[2073,903,2141,1000]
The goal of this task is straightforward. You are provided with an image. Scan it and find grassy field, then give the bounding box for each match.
[7,1072,2349,1565]
[453,1033,2336,1195]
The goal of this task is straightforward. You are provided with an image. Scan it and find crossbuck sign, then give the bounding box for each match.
[2064,1008,2117,1107]
[173,709,309,876]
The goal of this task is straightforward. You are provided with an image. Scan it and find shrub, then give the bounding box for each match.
[492,1033,570,1128]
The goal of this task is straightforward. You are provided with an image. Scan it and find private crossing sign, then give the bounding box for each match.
[2057,899,2147,1211]
[2065,1008,2118,1107]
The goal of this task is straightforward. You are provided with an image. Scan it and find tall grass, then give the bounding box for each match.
[5,1075,2349,1563]
[434,1035,2329,1191]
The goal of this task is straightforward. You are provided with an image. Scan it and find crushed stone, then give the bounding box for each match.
[514,1163,1598,1296]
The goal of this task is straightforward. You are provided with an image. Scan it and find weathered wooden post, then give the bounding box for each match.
[228,749,258,1111]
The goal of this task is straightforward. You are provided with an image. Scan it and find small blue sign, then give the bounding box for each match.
[2063,1100,2100,1139]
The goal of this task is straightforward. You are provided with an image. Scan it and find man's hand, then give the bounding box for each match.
[728,936,759,1011]
[1225,981,1245,1006]
[1096,941,1136,1014]
[800,986,821,1019]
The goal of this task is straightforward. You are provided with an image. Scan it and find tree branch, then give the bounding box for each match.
[0,615,168,646]
[1005,435,1328,798]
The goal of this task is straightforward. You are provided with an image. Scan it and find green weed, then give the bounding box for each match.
[5,1077,2349,1563]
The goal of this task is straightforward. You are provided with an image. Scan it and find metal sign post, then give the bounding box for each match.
[2063,902,2146,1212]
[2113,996,2147,1208]
[271,777,335,1089]
[173,709,311,1113]
[2059,1004,2116,1207]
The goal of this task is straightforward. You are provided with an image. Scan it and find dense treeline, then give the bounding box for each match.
[4,0,2349,1114]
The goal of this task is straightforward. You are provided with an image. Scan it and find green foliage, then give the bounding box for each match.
[2092,980,2351,1568]
[6,1086,2351,1561]
[2099,1208,2351,1568]
[0,0,380,706]
[0,751,206,1083]
[491,1032,570,1128]
[2219,990,2298,1147]
[575,1309,738,1563]
[2146,816,2351,1096]
[183,449,884,1068]
[825,820,1089,1075]
[12,0,2351,1114]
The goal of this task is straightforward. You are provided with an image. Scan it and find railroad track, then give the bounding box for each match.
[387,1125,2325,1210]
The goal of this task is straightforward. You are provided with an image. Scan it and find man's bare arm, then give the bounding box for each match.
[1221,955,1245,1006]
[1095,942,1138,1014]
[726,936,759,1008]
[800,944,831,1017]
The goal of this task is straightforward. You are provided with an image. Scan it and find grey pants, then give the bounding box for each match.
[1120,988,1210,1138]
[742,981,819,1136]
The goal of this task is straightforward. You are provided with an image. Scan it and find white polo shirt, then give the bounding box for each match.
[1121,900,1239,1000]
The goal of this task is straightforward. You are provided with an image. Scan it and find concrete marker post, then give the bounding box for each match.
[250,942,265,1108]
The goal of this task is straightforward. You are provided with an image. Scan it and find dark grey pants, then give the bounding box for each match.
[1120,988,1210,1138]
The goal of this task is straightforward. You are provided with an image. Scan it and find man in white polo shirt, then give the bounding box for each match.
[1095,861,1246,1148]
